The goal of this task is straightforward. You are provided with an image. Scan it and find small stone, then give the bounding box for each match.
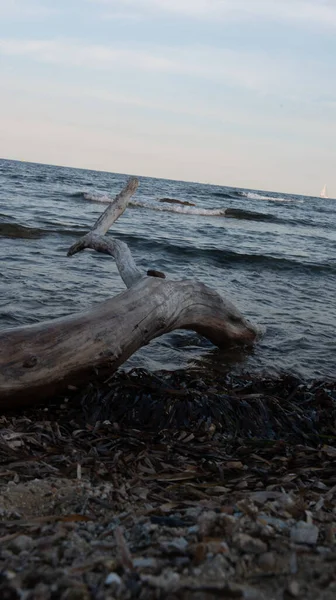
[236,480,248,490]
[290,522,319,545]
[142,570,180,592]
[257,514,289,532]
[227,582,266,600]
[287,580,300,597]
[198,511,237,537]
[174,556,190,568]
[185,506,202,519]
[192,543,207,564]
[61,587,90,600]
[105,572,122,586]
[198,511,217,536]
[235,533,267,554]
[219,514,237,535]
[9,535,34,554]
[133,557,158,569]
[207,540,230,555]
[33,583,51,600]
[187,525,199,535]
[160,537,188,554]
[258,552,276,572]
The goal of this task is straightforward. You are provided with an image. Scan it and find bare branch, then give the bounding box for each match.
[69,233,142,288]
[67,177,142,287]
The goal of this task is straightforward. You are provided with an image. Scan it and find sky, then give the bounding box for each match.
[0,0,335,194]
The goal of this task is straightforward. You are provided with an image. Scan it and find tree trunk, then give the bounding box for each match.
[0,179,257,408]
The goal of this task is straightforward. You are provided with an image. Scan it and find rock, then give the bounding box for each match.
[185,507,202,519]
[219,514,237,536]
[290,522,319,545]
[60,586,90,600]
[187,525,199,535]
[251,491,294,509]
[257,514,290,532]
[198,511,218,537]
[159,198,195,206]
[223,582,266,600]
[235,533,267,554]
[198,511,237,537]
[105,572,122,586]
[287,580,300,597]
[206,540,230,555]
[142,570,180,592]
[258,552,277,572]
[33,583,51,600]
[160,537,188,554]
[133,557,158,569]
[9,535,34,554]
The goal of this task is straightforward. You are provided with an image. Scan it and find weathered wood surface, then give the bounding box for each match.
[67,178,142,288]
[0,278,256,406]
[0,178,257,407]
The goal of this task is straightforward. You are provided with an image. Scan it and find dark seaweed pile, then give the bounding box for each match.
[76,369,336,445]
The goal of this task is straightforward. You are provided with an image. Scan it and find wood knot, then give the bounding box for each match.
[23,356,38,368]
[147,269,166,279]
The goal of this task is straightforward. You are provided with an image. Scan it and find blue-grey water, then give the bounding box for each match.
[0,158,335,380]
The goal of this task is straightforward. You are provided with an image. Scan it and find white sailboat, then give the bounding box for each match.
[320,184,328,198]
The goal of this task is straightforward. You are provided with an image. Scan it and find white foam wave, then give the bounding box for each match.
[244,192,299,203]
[130,200,225,216]
[83,192,112,203]
[82,192,225,216]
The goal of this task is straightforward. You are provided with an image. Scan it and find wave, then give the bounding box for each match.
[243,191,301,203]
[113,233,336,275]
[224,208,281,223]
[130,199,225,217]
[0,222,87,240]
[211,192,235,199]
[71,190,321,226]
[77,191,283,219]
[0,223,45,239]
[1,220,334,275]
[76,191,223,216]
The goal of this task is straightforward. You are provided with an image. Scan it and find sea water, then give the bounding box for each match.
[1,158,335,380]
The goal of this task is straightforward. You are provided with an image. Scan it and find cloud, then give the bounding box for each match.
[0,39,175,72]
[0,37,317,98]
[0,0,59,18]
[91,0,336,28]
[3,69,335,146]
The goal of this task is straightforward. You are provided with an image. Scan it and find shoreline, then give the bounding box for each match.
[1,369,335,598]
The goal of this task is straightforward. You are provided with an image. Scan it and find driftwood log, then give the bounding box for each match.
[0,179,257,407]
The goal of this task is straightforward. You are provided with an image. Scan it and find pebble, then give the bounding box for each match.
[160,537,188,554]
[185,506,202,519]
[287,580,300,597]
[290,521,319,545]
[198,511,237,537]
[235,533,267,554]
[142,570,180,592]
[9,535,34,554]
[258,552,277,572]
[258,514,290,532]
[105,572,122,586]
[227,582,266,600]
[207,540,230,555]
[184,506,202,519]
[133,557,158,569]
[60,586,90,600]
[187,525,199,535]
[198,511,218,536]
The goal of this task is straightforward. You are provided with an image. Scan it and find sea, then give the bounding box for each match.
[0,158,335,381]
